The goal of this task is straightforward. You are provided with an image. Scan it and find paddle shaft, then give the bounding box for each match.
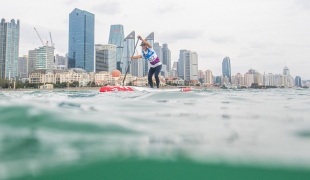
[123,38,140,86]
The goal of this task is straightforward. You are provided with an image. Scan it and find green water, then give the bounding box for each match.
[15,159,310,180]
[1,89,310,179]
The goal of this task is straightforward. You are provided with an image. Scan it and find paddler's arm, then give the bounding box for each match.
[131,55,142,60]
[137,35,152,48]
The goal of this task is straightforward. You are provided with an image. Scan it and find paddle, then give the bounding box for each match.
[123,38,140,86]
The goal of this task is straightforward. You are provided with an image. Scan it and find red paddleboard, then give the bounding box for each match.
[99,86,192,93]
[99,86,134,92]
[180,87,192,92]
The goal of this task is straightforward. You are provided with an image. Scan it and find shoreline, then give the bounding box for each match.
[0,86,307,92]
[0,87,102,92]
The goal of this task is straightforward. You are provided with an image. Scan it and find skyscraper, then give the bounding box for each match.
[130,31,145,77]
[143,32,154,77]
[295,76,302,87]
[191,52,198,81]
[68,8,95,72]
[161,64,167,78]
[183,50,198,81]
[253,73,263,85]
[131,57,144,77]
[234,73,244,86]
[122,31,136,74]
[108,25,124,72]
[0,19,20,79]
[244,72,254,87]
[178,49,187,80]
[95,44,117,72]
[248,68,257,75]
[162,44,171,71]
[173,62,178,69]
[283,66,290,76]
[264,73,275,86]
[55,54,66,67]
[198,70,204,84]
[28,46,54,72]
[183,50,191,81]
[205,70,213,84]
[18,55,28,78]
[153,42,163,63]
[222,57,231,83]
[215,76,222,85]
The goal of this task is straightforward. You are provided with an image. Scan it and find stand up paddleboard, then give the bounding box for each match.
[99,86,191,93]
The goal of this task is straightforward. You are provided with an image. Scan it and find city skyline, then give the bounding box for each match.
[1,0,310,79]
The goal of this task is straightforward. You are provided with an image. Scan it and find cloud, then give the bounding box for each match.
[66,0,79,5]
[199,51,224,59]
[91,1,121,15]
[209,36,235,44]
[157,30,204,43]
[238,50,254,58]
[295,0,310,9]
[156,4,178,14]
[238,42,287,58]
[249,42,271,49]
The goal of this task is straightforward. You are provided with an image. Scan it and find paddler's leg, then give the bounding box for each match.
[154,65,162,88]
[148,67,156,88]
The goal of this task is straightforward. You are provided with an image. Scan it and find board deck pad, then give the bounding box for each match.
[99,86,191,92]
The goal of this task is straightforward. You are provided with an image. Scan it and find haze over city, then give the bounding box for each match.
[1,0,310,78]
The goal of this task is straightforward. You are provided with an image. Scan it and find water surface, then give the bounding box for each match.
[0,89,310,179]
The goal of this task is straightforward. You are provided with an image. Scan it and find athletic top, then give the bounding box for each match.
[142,48,162,68]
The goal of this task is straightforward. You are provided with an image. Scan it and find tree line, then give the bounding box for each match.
[0,79,99,89]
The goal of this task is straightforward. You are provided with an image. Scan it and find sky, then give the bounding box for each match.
[1,0,310,79]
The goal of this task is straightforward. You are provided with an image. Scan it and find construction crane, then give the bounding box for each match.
[34,28,44,46]
[49,32,55,48]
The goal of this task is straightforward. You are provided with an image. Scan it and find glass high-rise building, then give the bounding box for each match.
[55,54,66,66]
[178,49,187,80]
[122,31,136,74]
[108,25,124,72]
[143,32,154,77]
[68,8,95,72]
[153,42,162,64]
[162,43,171,71]
[283,66,290,76]
[95,44,117,72]
[222,57,231,83]
[28,46,54,73]
[183,51,191,81]
[215,76,222,85]
[18,55,28,78]
[295,76,302,87]
[0,19,20,79]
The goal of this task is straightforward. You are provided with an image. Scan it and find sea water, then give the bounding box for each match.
[0,89,310,180]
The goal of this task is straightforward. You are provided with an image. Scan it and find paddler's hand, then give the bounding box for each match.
[137,35,142,40]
